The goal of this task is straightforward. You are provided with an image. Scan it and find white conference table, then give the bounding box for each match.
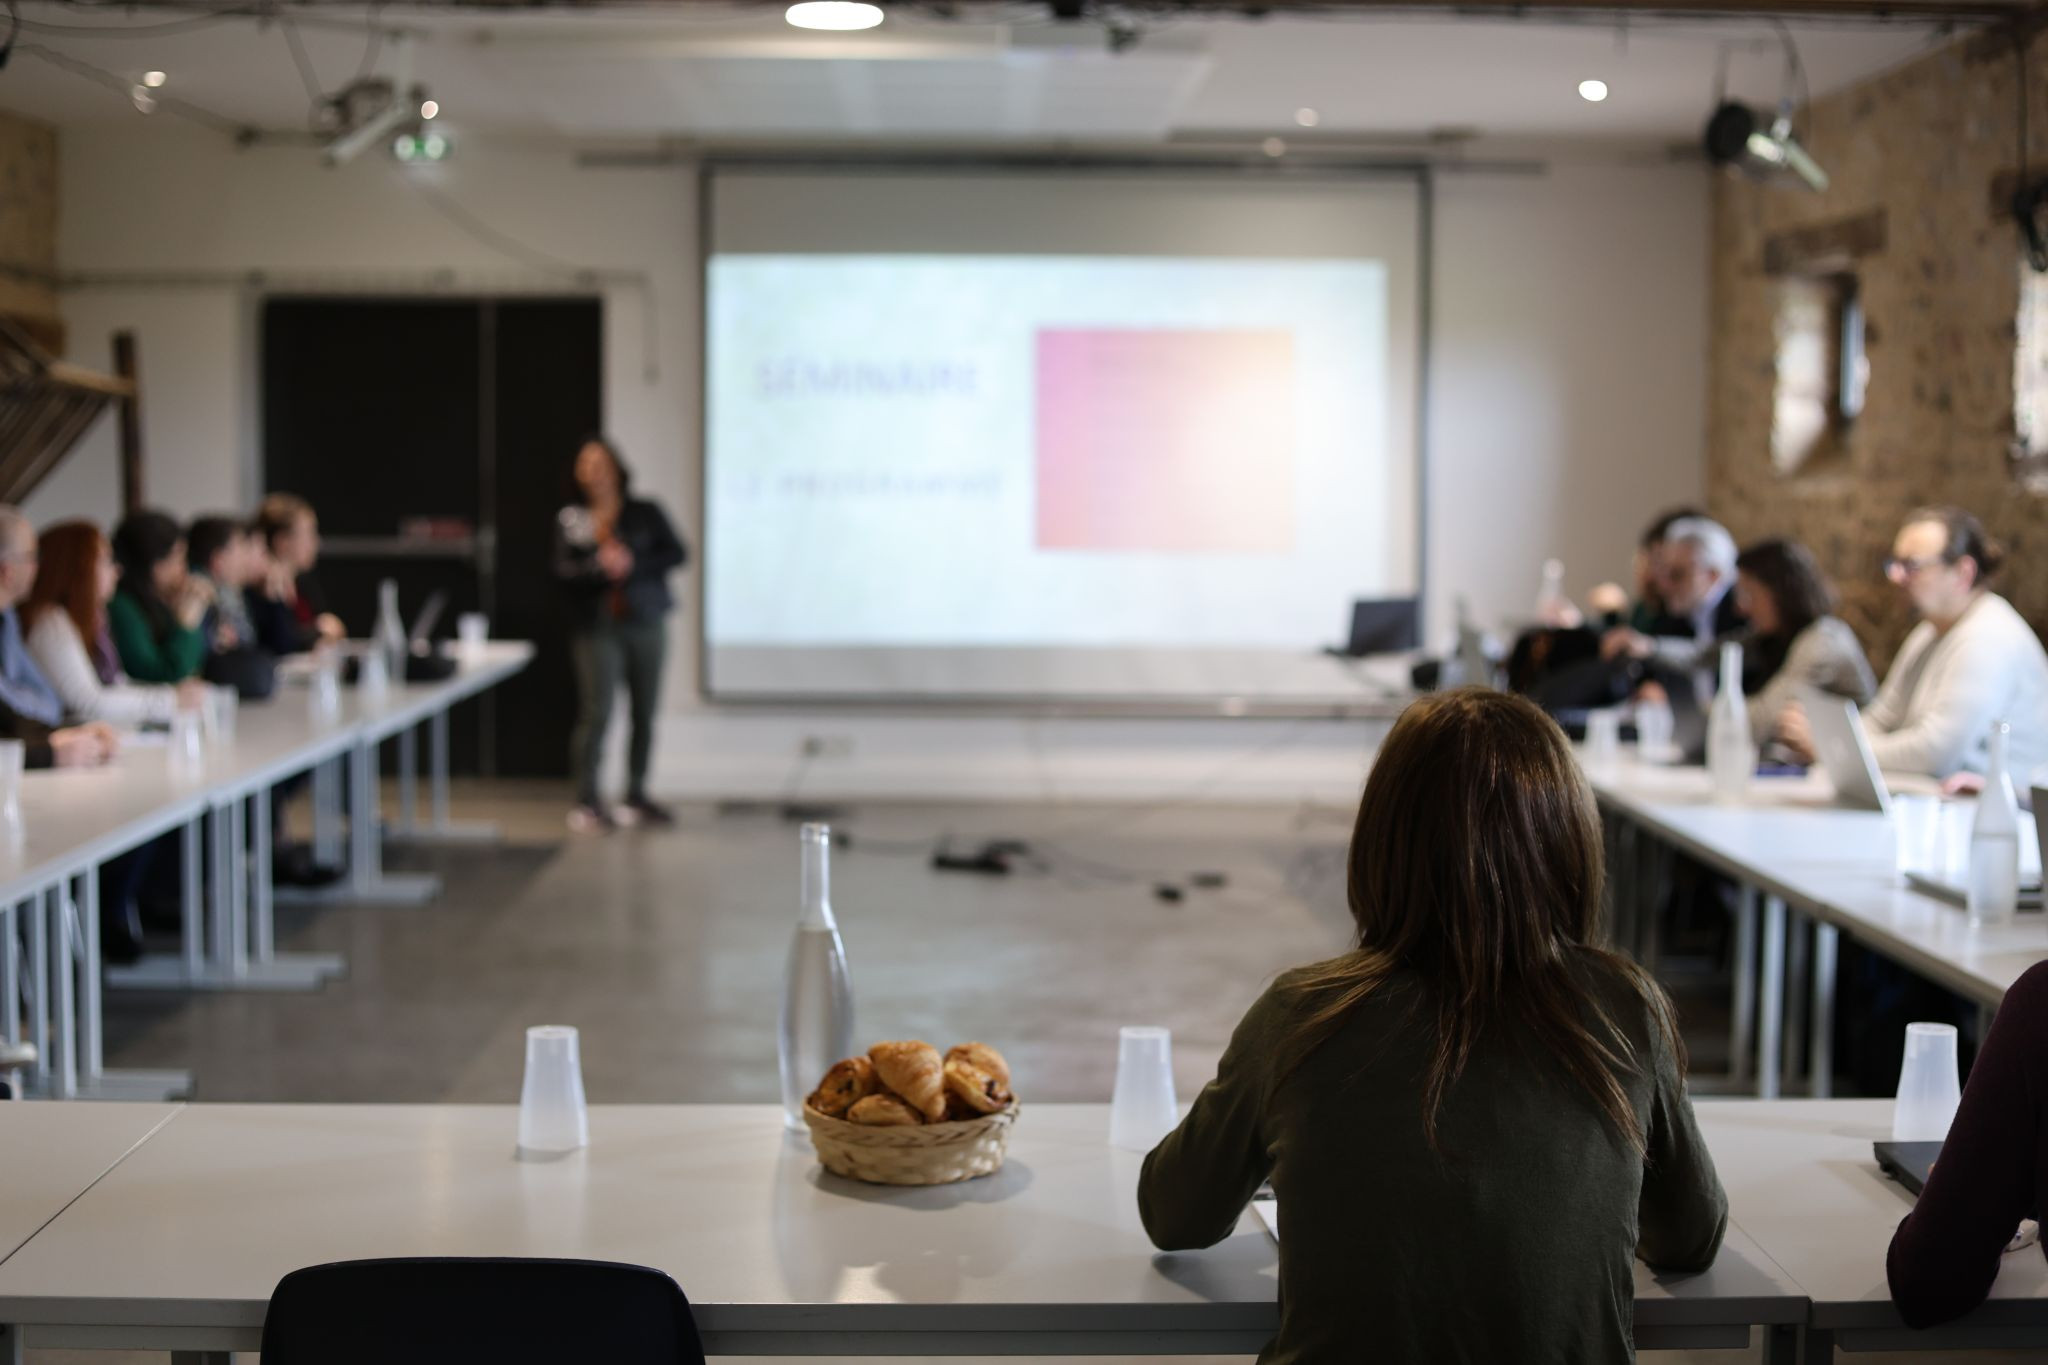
[0,1102,1807,1360]
[1587,754,2048,1100]
[5,643,532,1100]
[1697,1098,2048,1357]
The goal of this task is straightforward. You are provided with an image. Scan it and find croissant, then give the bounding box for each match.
[807,1056,877,1118]
[943,1058,1009,1115]
[847,1092,923,1127]
[945,1042,1011,1092]
[869,1040,947,1122]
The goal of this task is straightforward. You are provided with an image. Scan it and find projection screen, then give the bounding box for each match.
[701,166,1424,702]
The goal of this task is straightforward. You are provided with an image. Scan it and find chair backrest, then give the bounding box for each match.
[259,1257,706,1365]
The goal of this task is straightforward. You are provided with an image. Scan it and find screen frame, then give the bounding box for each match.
[694,153,1434,714]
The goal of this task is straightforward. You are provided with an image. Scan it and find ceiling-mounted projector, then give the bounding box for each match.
[1703,101,1828,193]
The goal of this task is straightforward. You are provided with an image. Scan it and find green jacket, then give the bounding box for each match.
[1138,954,1727,1364]
[107,589,205,684]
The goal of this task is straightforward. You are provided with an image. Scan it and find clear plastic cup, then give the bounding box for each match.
[309,660,342,719]
[457,613,489,658]
[1635,700,1675,763]
[358,649,389,699]
[1892,1021,1962,1141]
[0,738,24,825]
[1892,793,1941,880]
[202,685,238,746]
[1584,709,1623,770]
[169,711,204,771]
[1109,1025,1179,1152]
[517,1025,589,1156]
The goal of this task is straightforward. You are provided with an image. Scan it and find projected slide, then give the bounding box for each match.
[706,255,1399,664]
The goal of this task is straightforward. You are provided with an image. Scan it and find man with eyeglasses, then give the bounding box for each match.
[0,506,117,769]
[1781,506,2048,783]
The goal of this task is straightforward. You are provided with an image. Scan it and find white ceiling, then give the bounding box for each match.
[0,1,1958,147]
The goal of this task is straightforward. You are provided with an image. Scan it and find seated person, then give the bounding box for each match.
[1888,959,2048,1327]
[1781,507,2048,781]
[1731,537,1875,746]
[107,511,210,685]
[1585,504,1706,629]
[1137,688,1726,1363]
[1601,515,1746,688]
[21,520,207,726]
[249,494,345,656]
[186,514,259,655]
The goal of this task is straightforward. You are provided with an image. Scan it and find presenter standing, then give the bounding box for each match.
[556,437,688,832]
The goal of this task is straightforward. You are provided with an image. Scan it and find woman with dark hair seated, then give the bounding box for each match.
[106,510,210,684]
[1733,537,1875,746]
[1137,688,1726,1364]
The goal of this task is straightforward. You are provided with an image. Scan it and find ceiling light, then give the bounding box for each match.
[141,70,167,88]
[1578,79,1608,103]
[1294,108,1319,128]
[420,99,439,120]
[1261,137,1286,158]
[129,85,157,114]
[785,1,883,30]
[1704,102,1829,193]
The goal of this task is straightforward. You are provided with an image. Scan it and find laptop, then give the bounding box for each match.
[1874,1140,1941,1195]
[1803,691,1891,813]
[1328,598,1420,658]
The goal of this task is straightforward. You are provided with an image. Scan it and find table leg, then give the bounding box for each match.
[431,708,450,829]
[25,896,46,1090]
[1759,895,1786,1101]
[252,786,274,964]
[1762,1323,1799,1365]
[207,805,235,976]
[333,738,437,905]
[0,1321,21,1365]
[49,885,74,1098]
[312,758,343,868]
[228,797,248,968]
[1810,921,1838,1099]
[180,816,203,978]
[78,869,101,1080]
[1731,885,1758,1090]
[1803,1326,1835,1363]
[398,724,418,833]
[1783,911,1810,1092]
[1,901,16,1051]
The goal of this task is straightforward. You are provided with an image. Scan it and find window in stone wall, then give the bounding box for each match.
[1772,271,1864,476]
[2012,258,2048,494]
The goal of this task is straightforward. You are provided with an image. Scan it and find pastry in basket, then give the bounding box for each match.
[868,1040,947,1122]
[945,1043,1012,1095]
[807,1055,878,1119]
[943,1058,1010,1115]
[847,1092,923,1126]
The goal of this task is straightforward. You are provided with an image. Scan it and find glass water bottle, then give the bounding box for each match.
[778,823,853,1130]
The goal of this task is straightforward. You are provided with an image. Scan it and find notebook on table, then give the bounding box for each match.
[1874,1140,1941,1195]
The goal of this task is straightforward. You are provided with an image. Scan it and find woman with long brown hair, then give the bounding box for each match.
[1138,688,1725,1363]
[22,520,206,725]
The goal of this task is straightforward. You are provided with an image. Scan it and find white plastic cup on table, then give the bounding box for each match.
[309,659,342,718]
[201,684,238,746]
[169,711,204,771]
[516,1024,589,1156]
[1583,709,1623,770]
[1109,1025,1179,1152]
[1634,700,1675,763]
[358,648,389,699]
[0,738,24,826]
[1891,793,1942,880]
[457,612,489,658]
[1892,1021,1962,1141]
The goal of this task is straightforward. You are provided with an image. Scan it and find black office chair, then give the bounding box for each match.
[259,1257,706,1365]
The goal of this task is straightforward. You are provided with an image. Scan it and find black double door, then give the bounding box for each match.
[260,295,602,777]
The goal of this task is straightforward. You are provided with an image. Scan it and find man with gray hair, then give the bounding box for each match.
[0,506,114,768]
[1600,514,1747,689]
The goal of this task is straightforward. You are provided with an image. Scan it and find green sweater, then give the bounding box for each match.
[1137,954,1727,1365]
[107,590,205,684]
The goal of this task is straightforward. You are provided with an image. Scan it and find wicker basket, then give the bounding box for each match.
[801,1102,1019,1186]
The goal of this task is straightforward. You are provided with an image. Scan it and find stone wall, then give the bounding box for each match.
[1707,34,2048,668]
[0,108,57,340]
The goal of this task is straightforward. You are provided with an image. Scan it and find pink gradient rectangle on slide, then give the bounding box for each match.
[1035,328,1295,554]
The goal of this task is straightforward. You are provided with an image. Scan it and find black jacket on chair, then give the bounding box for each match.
[554,498,688,629]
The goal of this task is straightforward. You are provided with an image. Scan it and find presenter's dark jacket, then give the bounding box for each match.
[1137,953,1728,1365]
[554,499,688,629]
[1888,959,2048,1328]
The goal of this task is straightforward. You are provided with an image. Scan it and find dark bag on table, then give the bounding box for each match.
[205,646,278,701]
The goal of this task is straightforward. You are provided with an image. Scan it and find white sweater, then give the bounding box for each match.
[1865,592,2048,781]
[23,609,178,727]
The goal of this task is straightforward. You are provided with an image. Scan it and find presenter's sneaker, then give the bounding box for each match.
[623,795,676,828]
[567,803,617,834]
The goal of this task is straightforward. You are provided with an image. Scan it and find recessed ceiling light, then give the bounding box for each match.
[141,70,167,88]
[1578,79,1609,103]
[420,99,440,120]
[1294,107,1319,128]
[1261,137,1286,158]
[130,85,157,114]
[785,1,883,30]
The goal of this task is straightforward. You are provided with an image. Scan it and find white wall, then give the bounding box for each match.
[42,124,1704,803]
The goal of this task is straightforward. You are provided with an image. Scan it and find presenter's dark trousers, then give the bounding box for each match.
[569,617,668,808]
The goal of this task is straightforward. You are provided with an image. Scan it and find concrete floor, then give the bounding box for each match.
[29,786,2029,1363]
